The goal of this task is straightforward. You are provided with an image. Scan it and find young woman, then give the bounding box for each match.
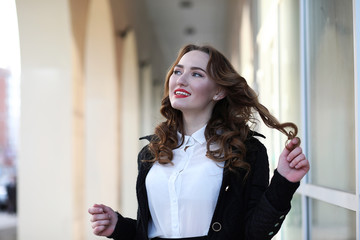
[89,44,310,240]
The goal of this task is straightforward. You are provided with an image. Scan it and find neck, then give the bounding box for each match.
[182,113,210,136]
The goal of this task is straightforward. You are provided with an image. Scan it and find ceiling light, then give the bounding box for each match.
[184,26,196,36]
[179,0,193,9]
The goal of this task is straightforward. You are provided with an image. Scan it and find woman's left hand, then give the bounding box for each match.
[277,137,310,183]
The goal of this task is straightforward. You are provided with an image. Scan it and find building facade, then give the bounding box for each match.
[6,0,360,239]
[232,0,359,239]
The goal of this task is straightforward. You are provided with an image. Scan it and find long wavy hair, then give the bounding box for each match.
[148,44,298,174]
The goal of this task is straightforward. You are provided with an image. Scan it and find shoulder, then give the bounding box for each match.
[137,135,156,169]
[242,131,268,172]
[139,134,158,143]
[244,131,267,153]
[242,132,269,186]
[138,144,152,160]
[138,136,155,159]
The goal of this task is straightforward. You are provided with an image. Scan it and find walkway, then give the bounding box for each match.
[0,212,17,240]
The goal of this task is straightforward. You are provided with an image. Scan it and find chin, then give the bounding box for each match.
[170,102,185,112]
[170,104,182,111]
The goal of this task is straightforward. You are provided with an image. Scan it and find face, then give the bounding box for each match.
[169,50,220,120]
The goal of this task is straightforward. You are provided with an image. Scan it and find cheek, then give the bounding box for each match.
[196,82,217,98]
[168,76,176,91]
[168,77,177,101]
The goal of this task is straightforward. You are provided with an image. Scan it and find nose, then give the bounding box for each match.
[176,72,188,86]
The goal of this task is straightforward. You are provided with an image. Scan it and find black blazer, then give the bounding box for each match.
[109,134,299,240]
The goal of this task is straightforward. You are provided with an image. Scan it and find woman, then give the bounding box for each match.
[89,44,310,240]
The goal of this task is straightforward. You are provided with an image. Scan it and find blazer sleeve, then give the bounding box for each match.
[107,213,137,240]
[244,138,300,240]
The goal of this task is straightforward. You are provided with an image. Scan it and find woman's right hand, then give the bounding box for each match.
[88,204,118,237]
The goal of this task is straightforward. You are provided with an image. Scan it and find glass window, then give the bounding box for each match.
[282,194,302,240]
[311,199,356,239]
[278,2,302,239]
[279,0,302,142]
[307,0,355,193]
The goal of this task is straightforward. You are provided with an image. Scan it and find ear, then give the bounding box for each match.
[213,88,226,101]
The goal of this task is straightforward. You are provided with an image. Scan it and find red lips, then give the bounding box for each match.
[174,88,191,98]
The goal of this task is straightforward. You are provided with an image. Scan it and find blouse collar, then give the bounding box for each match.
[177,125,207,149]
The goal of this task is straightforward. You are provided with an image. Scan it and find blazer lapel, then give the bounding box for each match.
[136,160,152,237]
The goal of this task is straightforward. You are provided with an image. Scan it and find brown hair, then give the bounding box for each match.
[148,44,297,173]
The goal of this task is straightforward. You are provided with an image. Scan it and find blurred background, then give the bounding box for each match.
[0,0,358,239]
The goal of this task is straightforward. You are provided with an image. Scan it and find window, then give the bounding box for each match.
[253,0,357,239]
[307,0,355,193]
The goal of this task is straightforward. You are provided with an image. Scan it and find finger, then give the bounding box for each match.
[289,153,306,168]
[287,146,303,162]
[281,137,301,158]
[294,159,310,170]
[90,212,108,222]
[88,207,104,215]
[93,203,106,208]
[286,137,301,151]
[91,213,111,222]
[100,205,113,214]
[93,204,114,215]
[92,219,111,229]
[93,225,106,235]
[92,204,109,213]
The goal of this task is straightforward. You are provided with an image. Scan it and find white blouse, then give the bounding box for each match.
[145,125,224,238]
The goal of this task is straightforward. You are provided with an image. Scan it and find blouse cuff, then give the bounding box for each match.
[265,169,300,211]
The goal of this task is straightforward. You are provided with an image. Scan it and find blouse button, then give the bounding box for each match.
[225,185,230,191]
[212,222,222,232]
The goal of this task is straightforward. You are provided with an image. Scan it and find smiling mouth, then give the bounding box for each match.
[175,91,191,96]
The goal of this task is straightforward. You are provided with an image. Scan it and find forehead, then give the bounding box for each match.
[178,50,209,68]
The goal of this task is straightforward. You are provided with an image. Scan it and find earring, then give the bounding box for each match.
[213,96,218,101]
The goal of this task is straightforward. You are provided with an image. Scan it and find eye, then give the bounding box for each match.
[173,69,182,75]
[192,72,203,77]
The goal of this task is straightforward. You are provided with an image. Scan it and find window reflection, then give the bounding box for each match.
[311,199,355,240]
[307,0,355,193]
[282,194,302,240]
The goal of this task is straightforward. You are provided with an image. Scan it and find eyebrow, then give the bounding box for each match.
[175,64,206,73]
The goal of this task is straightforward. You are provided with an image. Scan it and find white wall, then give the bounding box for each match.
[119,31,140,218]
[16,0,74,239]
[84,0,120,238]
